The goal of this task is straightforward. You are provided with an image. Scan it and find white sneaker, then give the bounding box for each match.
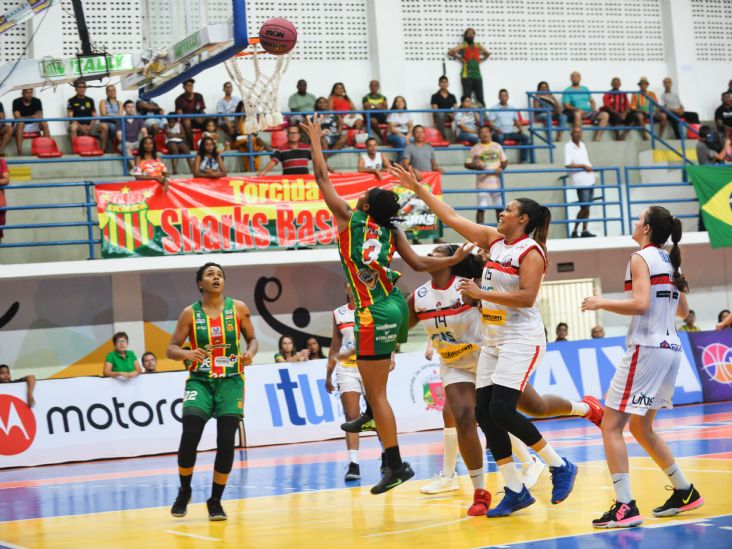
[521,456,545,490]
[419,472,460,494]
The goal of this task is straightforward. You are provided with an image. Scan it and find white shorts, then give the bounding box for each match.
[478,189,501,209]
[476,342,545,391]
[605,345,680,416]
[336,365,364,394]
[440,364,476,387]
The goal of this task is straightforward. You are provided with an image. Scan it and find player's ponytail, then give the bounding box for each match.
[442,244,485,279]
[516,198,551,254]
[366,188,401,230]
[644,206,688,292]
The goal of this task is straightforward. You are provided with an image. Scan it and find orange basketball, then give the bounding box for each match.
[259,18,297,55]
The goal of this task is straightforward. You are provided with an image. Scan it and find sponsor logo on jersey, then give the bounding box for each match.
[631,392,654,407]
[660,341,682,351]
[481,308,506,325]
[211,325,222,336]
[357,309,373,326]
[357,268,378,289]
[416,286,428,297]
[0,395,36,456]
[225,323,235,332]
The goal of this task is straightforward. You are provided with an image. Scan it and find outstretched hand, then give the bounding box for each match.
[387,163,421,192]
[581,287,603,312]
[300,114,322,140]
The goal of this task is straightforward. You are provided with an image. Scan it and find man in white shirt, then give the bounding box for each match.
[564,127,596,238]
[216,81,241,143]
[488,89,529,163]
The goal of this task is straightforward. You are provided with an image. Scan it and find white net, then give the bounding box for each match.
[224,44,290,134]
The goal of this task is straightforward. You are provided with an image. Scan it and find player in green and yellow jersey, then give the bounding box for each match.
[301,115,474,494]
[166,262,258,521]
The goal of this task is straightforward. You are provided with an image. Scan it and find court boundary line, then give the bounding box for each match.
[164,530,221,541]
[0,541,29,549]
[362,516,472,538]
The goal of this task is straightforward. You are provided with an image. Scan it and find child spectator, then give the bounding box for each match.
[163,116,193,174]
[193,136,227,179]
[202,118,226,153]
[386,96,413,162]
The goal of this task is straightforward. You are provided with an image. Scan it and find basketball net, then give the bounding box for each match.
[224,40,290,134]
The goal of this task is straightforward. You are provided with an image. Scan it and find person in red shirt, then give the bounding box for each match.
[601,77,640,141]
[0,158,8,243]
[175,78,207,147]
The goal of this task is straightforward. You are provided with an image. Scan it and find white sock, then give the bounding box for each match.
[664,462,691,491]
[498,461,524,493]
[611,472,632,503]
[509,433,533,466]
[537,443,564,468]
[443,427,458,477]
[347,449,358,464]
[468,467,485,490]
[570,400,590,416]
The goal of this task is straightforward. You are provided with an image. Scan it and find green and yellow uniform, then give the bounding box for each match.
[183,297,244,419]
[338,210,408,359]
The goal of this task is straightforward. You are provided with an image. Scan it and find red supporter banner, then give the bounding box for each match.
[95,172,442,258]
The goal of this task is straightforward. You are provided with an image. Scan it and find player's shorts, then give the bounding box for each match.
[355,289,409,360]
[182,372,244,419]
[440,364,476,387]
[336,365,364,394]
[476,342,545,391]
[605,345,680,416]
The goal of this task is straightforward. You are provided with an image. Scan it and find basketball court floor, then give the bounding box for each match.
[1,401,731,548]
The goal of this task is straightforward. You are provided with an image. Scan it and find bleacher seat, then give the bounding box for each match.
[686,123,701,140]
[192,129,203,149]
[30,137,63,158]
[154,131,170,154]
[346,129,367,149]
[265,123,288,132]
[23,131,41,140]
[270,129,287,148]
[424,127,449,148]
[72,136,104,157]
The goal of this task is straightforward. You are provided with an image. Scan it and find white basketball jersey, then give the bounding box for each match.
[480,235,547,347]
[360,152,383,170]
[413,275,482,370]
[624,246,682,349]
[333,304,357,367]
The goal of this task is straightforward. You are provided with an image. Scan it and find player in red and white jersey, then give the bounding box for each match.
[582,206,703,528]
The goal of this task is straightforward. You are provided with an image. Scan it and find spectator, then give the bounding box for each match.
[327,82,364,130]
[555,322,569,342]
[257,125,311,176]
[288,79,316,126]
[193,136,227,179]
[431,75,458,142]
[454,95,480,145]
[163,116,193,174]
[133,136,170,191]
[465,125,507,225]
[0,103,12,156]
[304,336,325,360]
[631,77,668,140]
[175,78,206,146]
[357,137,391,179]
[202,117,226,153]
[216,81,240,143]
[591,325,605,339]
[447,28,490,106]
[103,331,142,379]
[6,89,50,156]
[562,71,608,141]
[565,127,596,238]
[67,82,109,151]
[135,97,166,136]
[696,126,729,165]
[117,100,147,157]
[362,79,388,141]
[488,89,530,163]
[601,77,638,141]
[0,364,36,407]
[386,96,413,162]
[661,77,699,139]
[403,125,442,175]
[99,85,122,149]
[533,81,566,141]
[315,96,348,151]
[274,335,307,363]
[141,352,157,373]
[718,309,732,330]
[0,156,7,244]
[678,310,700,332]
[715,93,732,138]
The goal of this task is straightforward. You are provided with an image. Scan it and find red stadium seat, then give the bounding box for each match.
[346,129,362,147]
[73,136,104,156]
[424,127,449,147]
[686,123,701,140]
[504,139,518,146]
[265,123,288,132]
[30,137,63,158]
[517,113,530,126]
[23,131,41,139]
[154,131,170,154]
[192,129,203,149]
[270,129,287,148]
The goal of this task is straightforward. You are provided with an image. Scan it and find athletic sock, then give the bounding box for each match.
[498,461,523,493]
[509,433,533,466]
[384,445,402,470]
[179,466,193,490]
[664,462,691,491]
[211,470,229,500]
[468,467,485,490]
[347,449,359,464]
[570,400,590,417]
[537,444,564,468]
[611,472,632,503]
[443,427,458,477]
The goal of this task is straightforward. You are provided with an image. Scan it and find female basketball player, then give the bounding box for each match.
[389,164,578,517]
[301,115,473,494]
[166,262,258,521]
[582,207,703,528]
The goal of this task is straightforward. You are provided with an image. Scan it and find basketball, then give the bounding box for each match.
[258,17,297,55]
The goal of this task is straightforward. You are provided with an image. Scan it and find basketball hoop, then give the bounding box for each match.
[224,37,290,134]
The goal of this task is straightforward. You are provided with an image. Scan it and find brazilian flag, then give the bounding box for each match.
[688,165,732,248]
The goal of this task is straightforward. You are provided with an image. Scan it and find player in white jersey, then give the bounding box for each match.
[582,206,703,528]
[389,164,579,518]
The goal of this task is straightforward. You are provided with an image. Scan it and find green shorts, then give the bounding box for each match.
[355,288,409,360]
[182,373,244,419]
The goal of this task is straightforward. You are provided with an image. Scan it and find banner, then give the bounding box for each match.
[687,165,732,249]
[686,329,732,403]
[95,173,443,258]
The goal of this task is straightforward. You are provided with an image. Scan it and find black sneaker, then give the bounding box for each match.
[592,500,643,528]
[581,230,596,237]
[170,487,191,518]
[344,462,361,481]
[380,452,387,475]
[652,484,704,517]
[571,231,579,238]
[341,412,373,433]
[370,462,414,495]
[207,498,227,521]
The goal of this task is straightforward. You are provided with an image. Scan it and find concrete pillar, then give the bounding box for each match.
[111,272,146,355]
[366,0,407,99]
